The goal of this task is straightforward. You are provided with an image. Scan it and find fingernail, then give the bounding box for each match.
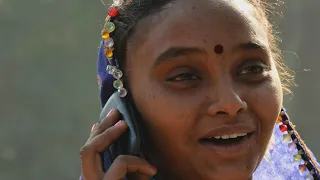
[151,166,157,171]
[107,109,114,117]
[114,120,122,126]
[91,123,97,132]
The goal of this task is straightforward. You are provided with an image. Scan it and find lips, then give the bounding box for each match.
[199,124,256,156]
[199,124,255,140]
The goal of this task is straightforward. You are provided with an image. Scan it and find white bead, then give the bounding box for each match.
[104,38,114,48]
[113,0,124,6]
[106,65,116,74]
[113,79,123,89]
[118,88,127,97]
[113,69,123,79]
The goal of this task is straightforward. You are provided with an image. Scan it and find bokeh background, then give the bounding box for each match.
[0,0,319,180]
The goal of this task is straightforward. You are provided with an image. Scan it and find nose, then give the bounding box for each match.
[207,81,247,118]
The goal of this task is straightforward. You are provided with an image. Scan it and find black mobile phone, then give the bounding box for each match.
[99,92,144,169]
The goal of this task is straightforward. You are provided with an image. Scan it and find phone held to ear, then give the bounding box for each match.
[99,92,155,179]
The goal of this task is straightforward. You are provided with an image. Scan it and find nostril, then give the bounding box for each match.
[237,108,244,114]
[216,111,228,115]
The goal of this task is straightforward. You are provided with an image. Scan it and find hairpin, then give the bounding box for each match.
[101,0,127,98]
[277,108,320,179]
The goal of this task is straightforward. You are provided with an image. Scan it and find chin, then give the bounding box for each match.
[202,168,254,180]
[193,147,261,180]
[196,130,264,178]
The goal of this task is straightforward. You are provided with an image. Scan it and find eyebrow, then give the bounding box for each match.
[233,42,269,54]
[152,42,268,68]
[153,47,206,68]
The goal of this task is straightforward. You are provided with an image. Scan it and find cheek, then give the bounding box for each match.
[247,79,282,114]
[131,78,201,150]
[245,70,283,140]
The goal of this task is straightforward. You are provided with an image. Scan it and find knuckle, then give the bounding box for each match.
[104,128,116,140]
[117,155,127,162]
[93,123,104,133]
[115,155,130,164]
[79,145,91,157]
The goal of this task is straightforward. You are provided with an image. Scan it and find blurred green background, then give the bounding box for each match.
[0,0,319,180]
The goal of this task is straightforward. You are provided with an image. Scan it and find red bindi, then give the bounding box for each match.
[214,44,224,54]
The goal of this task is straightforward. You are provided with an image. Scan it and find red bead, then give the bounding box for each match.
[279,124,288,132]
[108,7,118,17]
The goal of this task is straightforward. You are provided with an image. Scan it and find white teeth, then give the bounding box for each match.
[221,135,230,139]
[230,133,238,138]
[237,133,248,137]
[211,133,248,140]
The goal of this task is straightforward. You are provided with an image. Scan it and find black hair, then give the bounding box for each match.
[112,0,173,70]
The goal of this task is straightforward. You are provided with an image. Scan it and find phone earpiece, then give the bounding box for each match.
[99,92,158,179]
[100,92,143,161]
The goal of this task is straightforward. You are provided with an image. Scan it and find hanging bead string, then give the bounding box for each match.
[101,0,128,98]
[278,108,319,179]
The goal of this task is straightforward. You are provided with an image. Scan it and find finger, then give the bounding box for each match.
[91,120,128,152]
[81,121,128,180]
[103,155,157,180]
[80,146,103,180]
[86,109,120,144]
[91,109,121,137]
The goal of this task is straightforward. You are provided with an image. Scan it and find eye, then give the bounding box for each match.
[167,73,200,82]
[238,65,267,76]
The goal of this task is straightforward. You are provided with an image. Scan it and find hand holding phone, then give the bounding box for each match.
[99,93,143,163]
[80,108,157,180]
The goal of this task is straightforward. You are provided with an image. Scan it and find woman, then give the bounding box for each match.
[80,0,320,179]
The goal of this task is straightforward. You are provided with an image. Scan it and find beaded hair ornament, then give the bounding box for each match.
[98,0,128,100]
[93,1,320,180]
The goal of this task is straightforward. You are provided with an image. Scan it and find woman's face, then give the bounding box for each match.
[125,0,283,179]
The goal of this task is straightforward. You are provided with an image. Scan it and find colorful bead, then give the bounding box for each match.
[277,109,320,176]
[288,142,296,151]
[113,79,123,89]
[105,47,114,55]
[104,38,114,48]
[279,124,288,132]
[276,115,282,123]
[118,87,127,97]
[101,29,110,39]
[108,7,118,17]
[106,65,116,74]
[299,164,307,172]
[113,69,123,79]
[294,154,302,162]
[102,0,127,99]
[106,22,115,33]
[283,134,291,142]
[106,50,113,58]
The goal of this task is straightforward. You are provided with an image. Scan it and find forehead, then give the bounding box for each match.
[127,0,269,61]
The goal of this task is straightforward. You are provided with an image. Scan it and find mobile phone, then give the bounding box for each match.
[99,92,144,170]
